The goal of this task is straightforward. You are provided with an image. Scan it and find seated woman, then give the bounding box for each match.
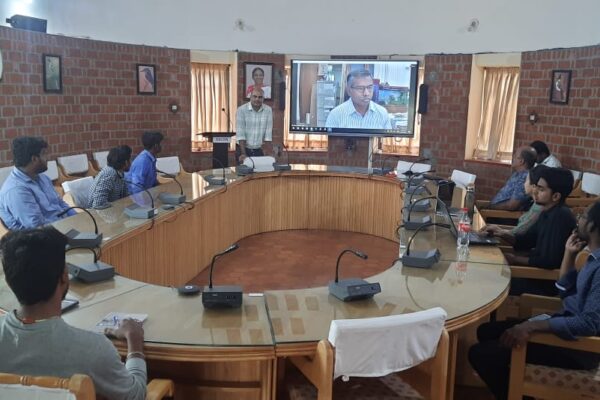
[482,164,549,237]
[86,145,132,209]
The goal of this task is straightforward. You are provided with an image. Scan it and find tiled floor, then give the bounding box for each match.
[188,229,399,292]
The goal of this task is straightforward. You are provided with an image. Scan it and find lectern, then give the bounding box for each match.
[201,132,235,168]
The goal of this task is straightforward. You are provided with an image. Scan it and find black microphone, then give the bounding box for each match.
[123,179,157,219]
[273,143,291,171]
[202,243,243,309]
[204,156,227,185]
[65,247,115,283]
[404,178,449,211]
[208,243,239,289]
[328,248,380,302]
[157,168,186,205]
[401,222,451,268]
[403,157,430,177]
[221,107,233,133]
[58,206,103,248]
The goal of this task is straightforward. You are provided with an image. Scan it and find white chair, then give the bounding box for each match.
[567,171,600,208]
[245,156,276,173]
[0,166,13,189]
[156,156,181,176]
[92,151,109,172]
[57,154,92,181]
[582,172,600,196]
[571,169,582,183]
[396,160,431,180]
[43,160,60,182]
[288,307,449,400]
[62,176,94,207]
[450,169,476,189]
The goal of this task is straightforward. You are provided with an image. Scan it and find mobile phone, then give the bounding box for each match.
[61,298,79,313]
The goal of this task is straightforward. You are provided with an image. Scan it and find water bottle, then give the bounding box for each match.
[464,185,475,220]
[457,208,471,251]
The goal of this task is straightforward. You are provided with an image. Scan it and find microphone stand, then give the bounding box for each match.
[65,247,115,283]
[156,169,186,204]
[58,206,103,248]
[208,244,239,289]
[204,157,227,185]
[401,222,451,268]
[328,248,380,302]
[202,243,243,309]
[273,143,291,171]
[334,249,368,283]
[123,179,157,219]
[236,155,255,176]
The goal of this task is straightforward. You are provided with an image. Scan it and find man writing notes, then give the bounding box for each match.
[325,69,392,130]
[236,88,272,164]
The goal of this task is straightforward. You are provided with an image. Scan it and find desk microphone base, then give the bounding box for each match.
[158,192,186,205]
[202,285,243,309]
[273,163,292,171]
[328,279,381,302]
[64,229,103,248]
[124,204,157,219]
[401,249,441,268]
[67,261,115,283]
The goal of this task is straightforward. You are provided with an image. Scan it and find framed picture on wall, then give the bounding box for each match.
[137,64,156,95]
[244,62,273,99]
[550,70,571,104]
[43,54,62,93]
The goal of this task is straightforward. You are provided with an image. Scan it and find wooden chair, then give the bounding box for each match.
[44,160,64,197]
[57,154,96,183]
[477,200,523,226]
[507,294,600,400]
[450,169,476,189]
[156,156,191,184]
[287,309,449,400]
[90,151,109,174]
[566,172,600,208]
[0,372,175,400]
[0,165,13,189]
[62,176,95,208]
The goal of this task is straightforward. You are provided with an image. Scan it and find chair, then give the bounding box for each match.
[0,372,175,400]
[569,170,584,196]
[62,176,94,208]
[91,151,109,173]
[0,165,13,189]
[566,172,600,208]
[287,308,449,400]
[156,156,191,184]
[477,200,523,226]
[44,160,64,197]
[507,294,600,400]
[450,169,476,189]
[57,154,95,183]
[396,160,431,180]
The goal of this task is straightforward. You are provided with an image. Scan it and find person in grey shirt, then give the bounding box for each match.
[87,145,131,209]
[0,227,147,400]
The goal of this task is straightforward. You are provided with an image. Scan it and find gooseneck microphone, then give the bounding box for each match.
[401,222,451,268]
[58,206,103,248]
[221,107,233,133]
[377,155,394,175]
[328,248,380,302]
[157,169,186,204]
[204,156,227,186]
[123,179,157,219]
[273,143,291,171]
[403,157,430,178]
[65,247,115,283]
[202,243,243,309]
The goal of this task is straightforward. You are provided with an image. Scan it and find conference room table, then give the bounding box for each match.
[0,165,509,400]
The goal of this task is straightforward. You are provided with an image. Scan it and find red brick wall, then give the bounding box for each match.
[0,26,194,170]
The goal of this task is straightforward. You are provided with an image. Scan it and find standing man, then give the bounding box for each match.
[530,140,562,167]
[325,69,391,130]
[236,88,272,163]
[0,136,75,230]
[127,131,163,194]
[0,227,147,400]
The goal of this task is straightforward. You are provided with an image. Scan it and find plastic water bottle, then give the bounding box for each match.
[457,208,471,251]
[464,185,476,221]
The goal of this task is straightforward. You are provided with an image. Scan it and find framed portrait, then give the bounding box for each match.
[137,64,156,95]
[550,70,571,104]
[244,62,273,100]
[43,54,62,93]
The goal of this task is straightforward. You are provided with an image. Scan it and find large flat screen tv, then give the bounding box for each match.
[290,60,419,137]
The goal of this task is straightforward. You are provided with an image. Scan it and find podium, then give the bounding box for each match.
[201,132,235,168]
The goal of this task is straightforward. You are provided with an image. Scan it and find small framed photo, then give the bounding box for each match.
[137,64,156,95]
[244,62,273,99]
[43,54,62,93]
[550,70,571,104]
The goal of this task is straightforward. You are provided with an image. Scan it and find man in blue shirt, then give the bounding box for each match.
[325,70,392,130]
[469,201,600,400]
[487,146,537,211]
[0,137,75,230]
[127,131,163,194]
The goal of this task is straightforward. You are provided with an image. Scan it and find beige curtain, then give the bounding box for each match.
[474,67,520,161]
[191,63,230,151]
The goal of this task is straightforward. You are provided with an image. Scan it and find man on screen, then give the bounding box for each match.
[325,69,392,130]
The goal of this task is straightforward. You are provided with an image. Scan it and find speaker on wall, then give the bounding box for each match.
[6,15,47,33]
[418,84,429,114]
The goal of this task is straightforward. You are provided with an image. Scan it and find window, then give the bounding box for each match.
[465,54,521,163]
[191,63,231,152]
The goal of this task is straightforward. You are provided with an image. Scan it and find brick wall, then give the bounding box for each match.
[0,26,194,170]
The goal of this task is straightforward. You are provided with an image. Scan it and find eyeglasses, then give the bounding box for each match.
[351,85,374,92]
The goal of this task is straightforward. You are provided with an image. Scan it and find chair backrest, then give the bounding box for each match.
[396,160,431,179]
[57,154,90,176]
[244,156,276,172]
[582,172,600,196]
[156,156,181,175]
[450,169,477,189]
[62,176,94,207]
[43,160,60,182]
[0,373,95,400]
[571,169,582,182]
[328,307,447,379]
[92,151,109,171]
[0,166,13,189]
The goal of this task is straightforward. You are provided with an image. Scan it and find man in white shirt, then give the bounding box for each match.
[531,140,562,167]
[235,88,272,164]
[325,69,392,130]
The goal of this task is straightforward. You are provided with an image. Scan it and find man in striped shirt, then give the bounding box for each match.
[235,88,272,164]
[325,69,391,130]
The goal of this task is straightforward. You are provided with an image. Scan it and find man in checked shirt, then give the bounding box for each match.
[235,88,272,164]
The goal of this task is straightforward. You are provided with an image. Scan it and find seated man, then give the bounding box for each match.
[485,167,576,295]
[127,131,163,194]
[531,139,562,167]
[486,146,537,211]
[0,227,147,400]
[469,201,600,400]
[87,145,132,209]
[0,136,75,230]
